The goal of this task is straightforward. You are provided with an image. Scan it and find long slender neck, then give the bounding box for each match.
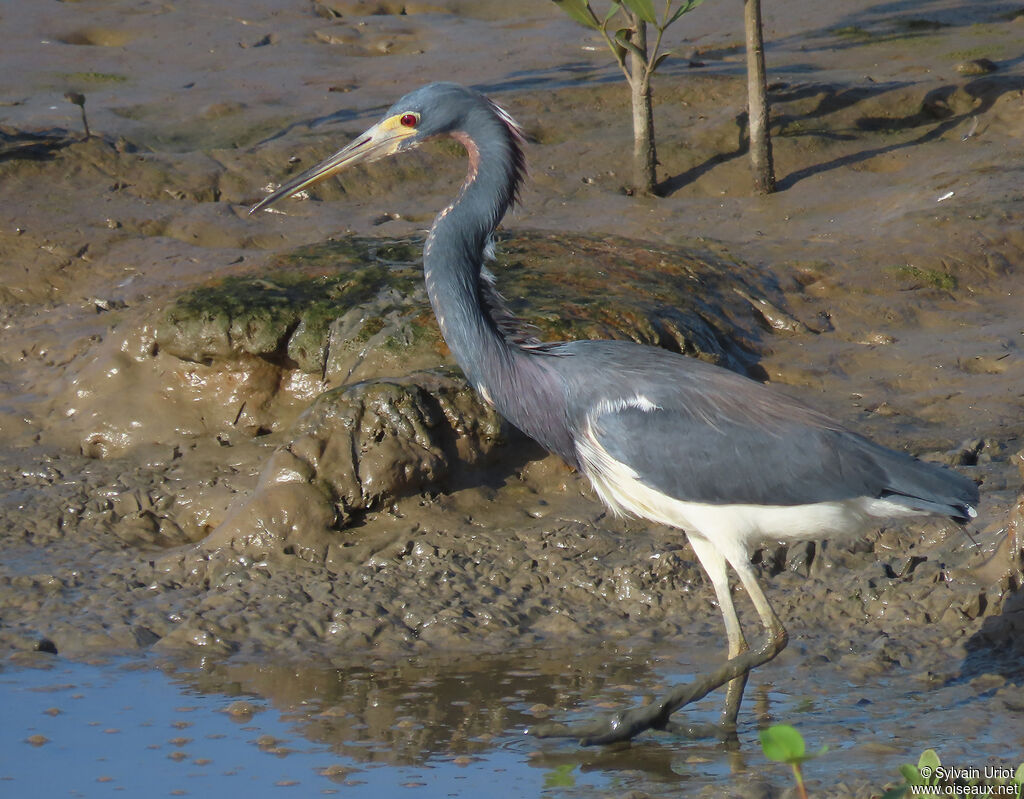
[422,110,575,464]
[423,111,520,393]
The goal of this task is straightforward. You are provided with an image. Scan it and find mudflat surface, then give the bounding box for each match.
[1,0,1023,796]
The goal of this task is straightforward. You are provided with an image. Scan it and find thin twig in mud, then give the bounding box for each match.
[64,92,91,140]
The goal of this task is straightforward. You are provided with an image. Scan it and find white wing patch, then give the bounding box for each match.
[576,394,663,518]
[593,394,661,418]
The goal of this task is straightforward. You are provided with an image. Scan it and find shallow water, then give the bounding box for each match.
[0,654,679,798]
[4,639,1022,798]
[3,658,578,798]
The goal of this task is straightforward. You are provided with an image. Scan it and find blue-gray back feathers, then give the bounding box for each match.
[558,340,978,521]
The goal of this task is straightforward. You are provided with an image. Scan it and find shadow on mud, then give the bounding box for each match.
[0,126,81,161]
[962,585,1024,683]
[660,74,1024,196]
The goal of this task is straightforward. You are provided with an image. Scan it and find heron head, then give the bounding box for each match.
[250,82,486,214]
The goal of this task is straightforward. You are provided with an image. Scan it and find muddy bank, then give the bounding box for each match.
[0,227,789,660]
[0,219,1016,664]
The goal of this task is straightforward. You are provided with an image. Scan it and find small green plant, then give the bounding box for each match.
[880,750,1024,799]
[552,0,705,194]
[759,724,828,799]
[879,748,942,798]
[554,0,778,195]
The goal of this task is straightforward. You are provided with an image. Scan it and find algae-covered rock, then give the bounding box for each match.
[204,370,504,560]
[156,237,429,374]
[492,232,772,373]
[73,232,773,460]
[956,58,998,76]
[157,231,775,379]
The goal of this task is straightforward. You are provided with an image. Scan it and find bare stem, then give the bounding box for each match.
[743,0,775,193]
[793,763,809,799]
[79,106,91,140]
[627,18,657,194]
[64,91,91,140]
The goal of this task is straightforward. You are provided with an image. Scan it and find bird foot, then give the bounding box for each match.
[527,702,736,746]
[528,641,780,746]
[661,719,739,743]
[528,714,738,746]
[528,704,669,746]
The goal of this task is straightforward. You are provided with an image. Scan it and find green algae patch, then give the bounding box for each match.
[157,231,777,380]
[58,71,129,84]
[159,272,335,369]
[492,231,775,373]
[156,237,433,374]
[889,264,958,293]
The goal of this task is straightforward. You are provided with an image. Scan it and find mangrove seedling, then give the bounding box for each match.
[552,0,704,195]
[759,724,828,799]
[881,751,1024,799]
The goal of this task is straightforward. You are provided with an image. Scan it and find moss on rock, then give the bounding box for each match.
[158,231,776,379]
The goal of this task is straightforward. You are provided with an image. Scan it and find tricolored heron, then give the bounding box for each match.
[251,82,979,742]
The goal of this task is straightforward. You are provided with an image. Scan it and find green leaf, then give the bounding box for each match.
[899,764,925,787]
[651,50,672,72]
[610,38,627,63]
[603,1,623,23]
[1014,762,1024,784]
[613,27,646,59]
[918,749,941,773]
[552,0,599,28]
[759,725,806,764]
[621,0,657,23]
[879,787,908,799]
[668,0,705,25]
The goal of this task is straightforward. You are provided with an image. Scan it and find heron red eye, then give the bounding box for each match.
[400,113,418,128]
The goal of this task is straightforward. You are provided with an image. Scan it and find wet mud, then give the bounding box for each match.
[2,0,1024,795]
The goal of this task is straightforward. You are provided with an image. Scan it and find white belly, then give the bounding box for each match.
[576,427,924,554]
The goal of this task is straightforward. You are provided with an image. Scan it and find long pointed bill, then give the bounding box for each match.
[249,114,417,215]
